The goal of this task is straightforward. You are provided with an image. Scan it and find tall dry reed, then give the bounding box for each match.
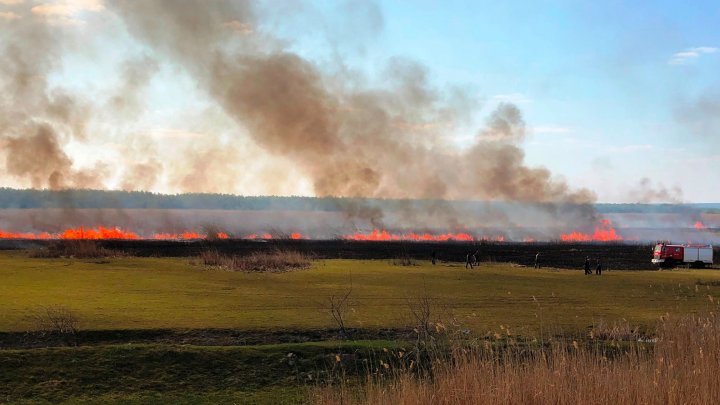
[316,312,720,404]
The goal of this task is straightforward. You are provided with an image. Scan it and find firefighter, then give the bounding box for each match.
[596,259,603,275]
[465,251,474,269]
[584,256,591,275]
[534,252,540,269]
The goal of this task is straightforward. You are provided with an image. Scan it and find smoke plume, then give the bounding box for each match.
[0,4,105,189]
[0,0,604,234]
[110,1,593,204]
[629,177,683,204]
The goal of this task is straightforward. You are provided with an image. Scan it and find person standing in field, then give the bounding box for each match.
[584,256,591,275]
[431,250,437,265]
[465,251,474,269]
[596,259,603,275]
[534,252,540,269]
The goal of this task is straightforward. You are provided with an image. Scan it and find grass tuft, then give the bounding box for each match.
[199,249,312,272]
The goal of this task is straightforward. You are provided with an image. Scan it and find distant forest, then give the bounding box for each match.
[0,188,718,213]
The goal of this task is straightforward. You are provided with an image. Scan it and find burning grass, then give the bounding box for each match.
[316,312,720,404]
[198,249,312,272]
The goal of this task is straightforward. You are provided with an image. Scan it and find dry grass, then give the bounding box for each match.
[589,319,641,341]
[199,249,312,272]
[316,312,720,404]
[29,240,122,259]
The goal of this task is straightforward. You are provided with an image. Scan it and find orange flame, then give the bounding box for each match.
[152,232,203,240]
[560,219,622,242]
[0,230,52,239]
[60,226,140,240]
[344,229,475,241]
[0,227,308,241]
[694,221,707,230]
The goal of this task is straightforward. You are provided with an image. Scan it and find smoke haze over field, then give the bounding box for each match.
[1,0,718,236]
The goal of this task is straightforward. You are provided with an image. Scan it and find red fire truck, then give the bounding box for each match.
[652,242,713,268]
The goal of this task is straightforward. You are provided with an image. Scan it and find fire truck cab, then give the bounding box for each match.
[652,242,713,268]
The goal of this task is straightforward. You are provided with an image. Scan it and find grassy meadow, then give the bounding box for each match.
[0,250,719,335]
[2,250,720,403]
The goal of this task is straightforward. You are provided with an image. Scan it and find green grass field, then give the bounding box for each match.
[2,251,719,335]
[2,250,720,403]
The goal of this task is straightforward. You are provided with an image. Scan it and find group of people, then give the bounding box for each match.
[584,256,603,275]
[432,250,604,273]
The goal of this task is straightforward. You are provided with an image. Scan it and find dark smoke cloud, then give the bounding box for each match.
[102,0,602,231]
[0,1,604,235]
[111,1,594,205]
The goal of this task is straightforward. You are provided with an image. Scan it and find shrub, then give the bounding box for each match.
[199,249,312,272]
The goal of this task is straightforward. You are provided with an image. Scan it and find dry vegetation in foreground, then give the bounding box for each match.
[317,312,720,404]
[199,249,312,272]
[29,240,123,259]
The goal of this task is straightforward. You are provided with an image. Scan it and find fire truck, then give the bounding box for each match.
[652,242,714,268]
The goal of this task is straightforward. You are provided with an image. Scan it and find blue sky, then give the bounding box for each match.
[2,0,720,202]
[344,0,720,202]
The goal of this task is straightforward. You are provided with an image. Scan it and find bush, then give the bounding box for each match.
[199,249,312,272]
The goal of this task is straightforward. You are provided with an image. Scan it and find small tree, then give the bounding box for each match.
[328,289,352,339]
[326,269,353,339]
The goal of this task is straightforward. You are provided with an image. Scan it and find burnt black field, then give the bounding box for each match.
[0,238,696,270]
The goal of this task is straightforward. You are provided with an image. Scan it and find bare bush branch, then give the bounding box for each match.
[328,289,352,339]
[33,305,80,346]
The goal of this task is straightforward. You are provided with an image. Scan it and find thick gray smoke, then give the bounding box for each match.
[105,0,598,232]
[0,0,610,236]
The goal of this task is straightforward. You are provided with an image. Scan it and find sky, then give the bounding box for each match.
[1,0,719,202]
